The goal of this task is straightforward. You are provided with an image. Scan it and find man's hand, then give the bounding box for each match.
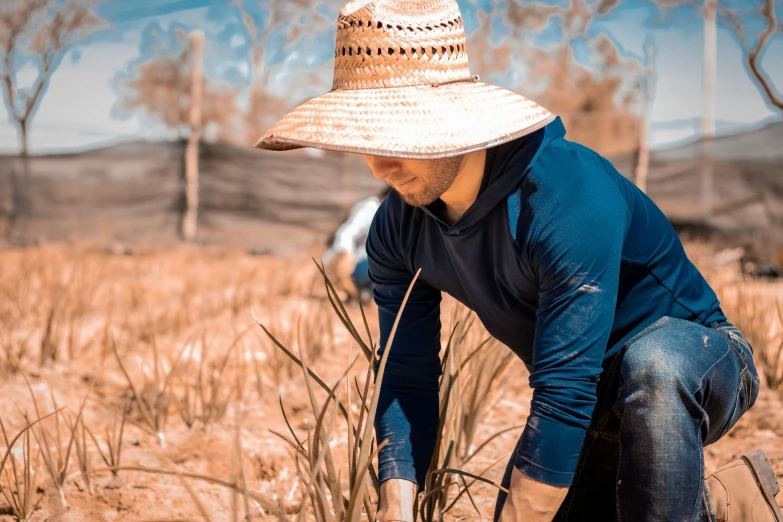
[376,479,417,522]
[498,467,569,522]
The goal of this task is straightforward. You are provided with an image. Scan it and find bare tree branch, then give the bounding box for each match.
[234,0,334,87]
[236,0,339,144]
[740,0,782,111]
[0,0,103,155]
[650,0,782,113]
[717,5,748,48]
[464,0,644,155]
[117,33,242,141]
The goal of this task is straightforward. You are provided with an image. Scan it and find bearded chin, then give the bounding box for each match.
[396,187,442,207]
[393,155,464,207]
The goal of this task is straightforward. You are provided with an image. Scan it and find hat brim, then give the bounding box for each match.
[254,81,555,159]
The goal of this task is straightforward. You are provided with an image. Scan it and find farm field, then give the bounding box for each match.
[0,242,781,521]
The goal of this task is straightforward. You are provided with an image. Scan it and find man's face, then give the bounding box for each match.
[363,154,465,207]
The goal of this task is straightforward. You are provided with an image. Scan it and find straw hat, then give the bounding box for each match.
[254,0,555,159]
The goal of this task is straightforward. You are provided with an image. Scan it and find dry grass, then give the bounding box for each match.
[85,399,128,479]
[0,418,44,521]
[173,328,249,430]
[419,309,519,521]
[0,243,779,520]
[0,396,65,520]
[726,290,783,389]
[688,242,783,391]
[252,261,403,522]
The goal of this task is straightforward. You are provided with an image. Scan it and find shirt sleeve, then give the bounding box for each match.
[367,203,442,487]
[514,158,630,487]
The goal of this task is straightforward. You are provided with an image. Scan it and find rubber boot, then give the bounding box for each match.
[706,450,783,521]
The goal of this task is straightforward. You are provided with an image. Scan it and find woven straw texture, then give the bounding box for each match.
[255,0,554,158]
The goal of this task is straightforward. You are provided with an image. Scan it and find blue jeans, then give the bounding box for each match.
[351,258,373,293]
[495,317,760,522]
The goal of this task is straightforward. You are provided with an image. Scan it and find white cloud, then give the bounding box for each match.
[229,33,244,48]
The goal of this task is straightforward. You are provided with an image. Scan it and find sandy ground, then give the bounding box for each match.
[0,243,781,521]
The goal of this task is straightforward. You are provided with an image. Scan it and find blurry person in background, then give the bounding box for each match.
[323,186,391,303]
[254,1,781,522]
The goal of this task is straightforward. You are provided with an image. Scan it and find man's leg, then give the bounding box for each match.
[614,317,759,521]
[350,257,373,303]
[496,353,624,522]
[495,317,764,522]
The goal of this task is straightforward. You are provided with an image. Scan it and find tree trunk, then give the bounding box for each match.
[3,119,30,241]
[1,163,18,241]
[182,130,201,241]
[181,32,204,241]
[701,138,714,219]
[701,0,716,219]
[635,36,655,194]
[20,118,29,157]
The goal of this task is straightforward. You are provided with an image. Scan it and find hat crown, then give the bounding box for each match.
[332,0,471,90]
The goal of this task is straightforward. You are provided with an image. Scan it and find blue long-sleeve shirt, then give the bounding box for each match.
[367,117,725,488]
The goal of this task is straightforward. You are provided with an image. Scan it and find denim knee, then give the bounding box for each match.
[625,336,691,388]
[714,324,760,409]
[617,330,696,420]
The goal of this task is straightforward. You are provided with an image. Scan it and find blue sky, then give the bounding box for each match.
[0,0,781,154]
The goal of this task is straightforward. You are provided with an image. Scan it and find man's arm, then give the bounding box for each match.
[378,479,418,522]
[367,202,442,521]
[499,468,568,522]
[502,153,630,519]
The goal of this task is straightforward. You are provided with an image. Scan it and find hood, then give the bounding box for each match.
[423,116,566,236]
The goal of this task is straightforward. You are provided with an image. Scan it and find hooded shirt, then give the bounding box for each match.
[367,117,726,488]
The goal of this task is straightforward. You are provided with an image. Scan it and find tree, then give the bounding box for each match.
[116,26,241,241]
[648,0,783,114]
[231,0,644,154]
[635,36,657,193]
[719,0,782,112]
[531,35,644,156]
[464,0,644,156]
[116,28,241,143]
[0,0,103,155]
[0,0,103,240]
[231,0,340,145]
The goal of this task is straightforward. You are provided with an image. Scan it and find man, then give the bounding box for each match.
[323,186,391,302]
[254,1,781,520]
